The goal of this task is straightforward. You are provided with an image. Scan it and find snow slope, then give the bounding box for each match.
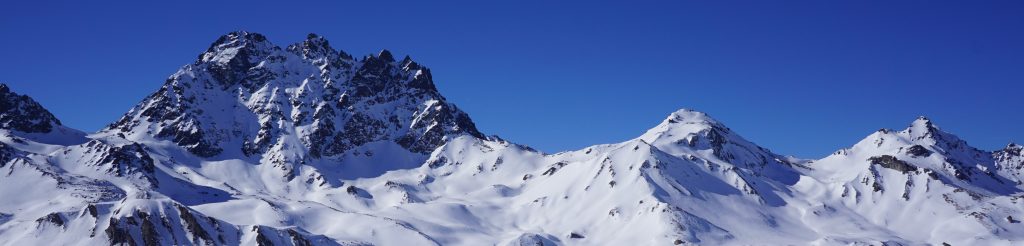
[1,32,1022,245]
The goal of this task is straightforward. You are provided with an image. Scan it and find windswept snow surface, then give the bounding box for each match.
[1,32,1023,246]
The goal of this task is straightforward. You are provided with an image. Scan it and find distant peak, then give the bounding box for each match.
[400,55,422,70]
[302,33,333,45]
[0,83,25,101]
[670,108,706,116]
[377,49,395,62]
[208,31,270,49]
[640,108,729,144]
[230,31,267,41]
[199,31,276,67]
[906,116,940,138]
[889,115,977,150]
[109,32,482,158]
[0,83,63,133]
[289,32,349,60]
[912,116,933,127]
[665,108,719,126]
[0,83,14,97]
[303,33,326,43]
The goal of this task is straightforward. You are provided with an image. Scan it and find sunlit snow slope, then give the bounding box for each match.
[1,32,1022,246]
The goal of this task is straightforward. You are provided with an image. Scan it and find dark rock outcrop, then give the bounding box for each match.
[0,83,63,133]
[869,155,918,173]
[175,204,214,244]
[36,213,65,227]
[105,218,136,246]
[906,145,932,157]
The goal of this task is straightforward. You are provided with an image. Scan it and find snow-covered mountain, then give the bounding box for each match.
[1,32,1022,246]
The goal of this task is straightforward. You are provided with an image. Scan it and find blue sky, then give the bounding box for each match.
[2,1,1022,158]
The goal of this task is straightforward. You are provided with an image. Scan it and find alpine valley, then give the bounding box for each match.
[1,32,1022,246]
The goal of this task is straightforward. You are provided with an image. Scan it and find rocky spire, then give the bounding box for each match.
[376,49,395,62]
[287,33,352,62]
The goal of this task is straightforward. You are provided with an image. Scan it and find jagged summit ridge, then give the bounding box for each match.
[105,31,482,160]
[288,33,352,62]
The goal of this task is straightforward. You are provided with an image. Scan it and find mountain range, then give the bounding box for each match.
[1,31,1022,246]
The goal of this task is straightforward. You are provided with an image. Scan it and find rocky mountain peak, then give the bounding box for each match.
[905,116,940,139]
[995,143,1024,183]
[997,142,1023,160]
[106,32,483,160]
[849,117,984,162]
[640,109,733,145]
[898,117,980,156]
[638,108,798,183]
[666,109,723,127]
[0,83,62,133]
[287,33,352,62]
[199,31,274,64]
[196,31,278,89]
[375,49,396,62]
[823,115,1022,196]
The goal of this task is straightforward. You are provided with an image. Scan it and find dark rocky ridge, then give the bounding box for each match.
[0,83,63,133]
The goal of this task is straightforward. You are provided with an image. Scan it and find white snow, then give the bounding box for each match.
[1,32,1022,246]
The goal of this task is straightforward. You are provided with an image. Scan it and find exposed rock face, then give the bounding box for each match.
[995,143,1024,184]
[906,145,932,157]
[174,204,214,244]
[0,83,62,133]
[869,155,918,173]
[106,31,482,160]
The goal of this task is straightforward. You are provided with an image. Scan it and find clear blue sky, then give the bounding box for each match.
[2,1,1022,158]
